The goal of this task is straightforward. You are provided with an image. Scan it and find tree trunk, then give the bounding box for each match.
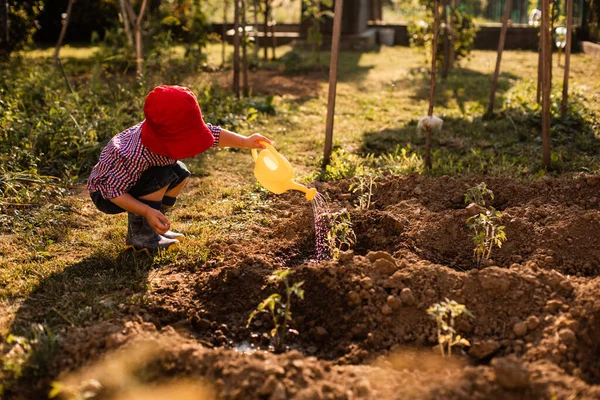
[323,0,344,167]
[1,0,9,59]
[486,0,513,118]
[536,26,542,104]
[54,0,76,66]
[118,0,134,47]
[242,0,249,97]
[425,0,441,170]
[124,0,148,77]
[561,0,573,117]
[233,0,241,98]
[541,0,552,167]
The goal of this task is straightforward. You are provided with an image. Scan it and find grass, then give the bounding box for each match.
[0,41,599,392]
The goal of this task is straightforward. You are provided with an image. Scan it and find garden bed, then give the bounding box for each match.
[8,173,600,399]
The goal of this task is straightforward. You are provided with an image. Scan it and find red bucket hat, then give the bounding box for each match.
[141,85,214,159]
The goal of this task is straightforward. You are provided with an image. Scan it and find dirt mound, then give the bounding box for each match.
[6,174,600,399]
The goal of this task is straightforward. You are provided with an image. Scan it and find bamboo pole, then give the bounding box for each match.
[425,0,441,170]
[486,0,513,118]
[561,0,573,117]
[323,0,344,167]
[541,0,551,167]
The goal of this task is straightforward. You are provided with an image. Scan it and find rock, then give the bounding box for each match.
[470,340,501,359]
[513,322,528,337]
[400,288,416,306]
[526,315,540,331]
[366,251,396,264]
[347,291,361,306]
[492,356,530,389]
[373,258,396,275]
[381,304,393,315]
[466,202,486,216]
[387,295,402,310]
[339,250,354,263]
[270,382,287,400]
[558,328,576,344]
[360,277,374,290]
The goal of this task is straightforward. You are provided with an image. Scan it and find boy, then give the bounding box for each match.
[87,85,270,252]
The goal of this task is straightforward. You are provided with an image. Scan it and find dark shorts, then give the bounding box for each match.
[90,161,191,214]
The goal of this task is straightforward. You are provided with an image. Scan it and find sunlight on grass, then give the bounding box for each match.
[24,45,100,59]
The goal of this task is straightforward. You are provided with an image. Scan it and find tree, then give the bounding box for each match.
[54,0,76,66]
[486,0,512,118]
[0,1,43,60]
[118,0,134,47]
[123,0,149,77]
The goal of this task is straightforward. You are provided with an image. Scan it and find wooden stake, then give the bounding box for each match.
[561,0,573,117]
[241,0,249,97]
[54,0,76,66]
[323,0,343,167]
[486,0,513,118]
[541,0,551,167]
[233,0,241,98]
[425,0,441,170]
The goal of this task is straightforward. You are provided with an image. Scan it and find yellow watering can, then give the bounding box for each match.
[251,142,318,201]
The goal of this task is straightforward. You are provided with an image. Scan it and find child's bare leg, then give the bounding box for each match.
[139,185,170,201]
[159,178,188,242]
[164,177,188,199]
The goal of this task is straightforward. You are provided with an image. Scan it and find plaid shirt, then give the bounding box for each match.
[87,121,221,199]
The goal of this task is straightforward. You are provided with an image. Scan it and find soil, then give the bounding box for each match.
[5,174,600,399]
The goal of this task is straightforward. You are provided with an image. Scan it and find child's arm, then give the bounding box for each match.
[217,128,271,149]
[110,193,170,234]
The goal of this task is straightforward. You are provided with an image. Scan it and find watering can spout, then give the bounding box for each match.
[287,181,318,201]
[251,142,318,201]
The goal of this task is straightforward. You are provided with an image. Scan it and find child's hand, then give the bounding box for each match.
[245,133,271,149]
[145,208,171,234]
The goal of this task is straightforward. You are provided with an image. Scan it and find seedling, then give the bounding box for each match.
[464,183,507,266]
[464,182,494,207]
[349,174,377,210]
[247,269,304,353]
[323,209,356,260]
[427,298,474,357]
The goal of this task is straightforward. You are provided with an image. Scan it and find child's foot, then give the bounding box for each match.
[126,213,180,252]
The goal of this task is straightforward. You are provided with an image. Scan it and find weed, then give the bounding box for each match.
[49,379,103,400]
[1,324,58,395]
[464,183,507,265]
[247,269,304,353]
[323,209,356,260]
[427,298,474,357]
